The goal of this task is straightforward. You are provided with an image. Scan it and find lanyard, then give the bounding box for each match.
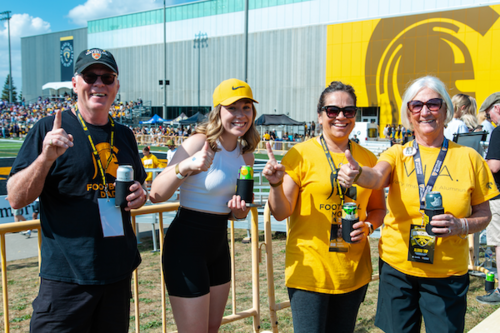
[75,108,115,198]
[412,138,448,210]
[319,135,351,203]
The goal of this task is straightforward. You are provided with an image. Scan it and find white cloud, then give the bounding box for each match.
[0,14,51,97]
[68,0,163,26]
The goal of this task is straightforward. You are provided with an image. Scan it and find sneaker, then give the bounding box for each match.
[476,289,500,305]
[25,230,31,239]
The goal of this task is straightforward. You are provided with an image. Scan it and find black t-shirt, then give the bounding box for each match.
[486,126,500,200]
[10,110,147,285]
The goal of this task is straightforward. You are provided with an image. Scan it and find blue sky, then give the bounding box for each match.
[0,0,200,98]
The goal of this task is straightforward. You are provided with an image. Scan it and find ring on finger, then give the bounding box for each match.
[448,228,451,234]
[49,139,53,145]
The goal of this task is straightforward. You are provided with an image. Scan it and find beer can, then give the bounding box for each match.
[239,165,253,180]
[486,272,496,292]
[425,191,443,210]
[342,202,358,220]
[117,165,134,182]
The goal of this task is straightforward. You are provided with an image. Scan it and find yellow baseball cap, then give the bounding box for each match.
[212,78,258,108]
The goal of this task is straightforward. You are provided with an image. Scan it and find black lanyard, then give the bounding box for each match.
[319,135,354,203]
[75,108,115,198]
[412,138,448,210]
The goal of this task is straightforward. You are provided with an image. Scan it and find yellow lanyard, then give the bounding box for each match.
[75,107,115,198]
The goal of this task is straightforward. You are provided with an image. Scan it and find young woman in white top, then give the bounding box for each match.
[150,78,260,333]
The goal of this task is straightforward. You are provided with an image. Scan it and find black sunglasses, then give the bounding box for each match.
[81,73,117,85]
[321,105,357,119]
[407,98,443,113]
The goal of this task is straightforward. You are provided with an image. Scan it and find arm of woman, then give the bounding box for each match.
[338,150,392,190]
[149,134,213,203]
[349,188,386,243]
[430,201,491,237]
[263,142,299,221]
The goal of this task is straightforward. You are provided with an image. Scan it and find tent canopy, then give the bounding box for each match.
[42,82,73,91]
[179,112,207,125]
[139,114,166,124]
[255,114,305,126]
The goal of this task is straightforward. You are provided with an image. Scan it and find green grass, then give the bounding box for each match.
[0,139,24,158]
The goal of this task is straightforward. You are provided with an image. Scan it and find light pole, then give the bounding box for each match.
[0,11,12,103]
[163,0,167,119]
[193,32,208,108]
[244,0,249,82]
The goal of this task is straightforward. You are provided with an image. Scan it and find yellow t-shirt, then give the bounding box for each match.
[282,138,378,294]
[378,141,499,277]
[141,154,164,182]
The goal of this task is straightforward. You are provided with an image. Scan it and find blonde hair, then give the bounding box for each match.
[194,102,260,154]
[452,94,477,118]
[477,111,487,124]
[461,114,478,131]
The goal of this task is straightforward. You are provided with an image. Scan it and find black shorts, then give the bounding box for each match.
[375,259,468,333]
[162,207,231,298]
[30,277,132,333]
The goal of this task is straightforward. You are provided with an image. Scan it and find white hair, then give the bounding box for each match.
[400,76,454,130]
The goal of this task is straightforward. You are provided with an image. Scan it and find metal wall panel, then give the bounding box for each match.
[107,24,326,123]
[21,28,87,103]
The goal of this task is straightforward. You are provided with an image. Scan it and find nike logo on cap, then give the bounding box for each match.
[232,86,245,90]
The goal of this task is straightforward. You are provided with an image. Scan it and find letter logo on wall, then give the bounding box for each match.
[365,7,499,125]
[60,42,73,67]
[326,6,500,131]
[60,36,74,81]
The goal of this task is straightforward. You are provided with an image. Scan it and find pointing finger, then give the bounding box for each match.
[266,142,276,163]
[53,109,62,130]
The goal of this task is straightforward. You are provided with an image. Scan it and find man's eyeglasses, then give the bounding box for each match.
[407,98,443,113]
[80,73,117,85]
[321,105,357,119]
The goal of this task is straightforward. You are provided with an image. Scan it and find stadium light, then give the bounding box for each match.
[0,11,12,103]
[193,32,208,108]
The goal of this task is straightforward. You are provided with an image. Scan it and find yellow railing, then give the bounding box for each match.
[0,203,262,333]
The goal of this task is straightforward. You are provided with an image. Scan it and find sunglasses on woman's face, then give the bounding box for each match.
[81,72,117,85]
[321,105,357,119]
[407,98,443,113]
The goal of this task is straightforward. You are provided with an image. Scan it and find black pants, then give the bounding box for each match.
[30,277,132,333]
[288,284,368,333]
[375,259,468,333]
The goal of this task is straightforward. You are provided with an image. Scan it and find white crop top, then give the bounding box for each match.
[180,141,246,213]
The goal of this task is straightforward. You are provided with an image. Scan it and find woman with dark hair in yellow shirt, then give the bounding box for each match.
[263,81,386,333]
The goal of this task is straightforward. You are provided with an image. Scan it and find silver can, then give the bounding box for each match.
[116,165,134,182]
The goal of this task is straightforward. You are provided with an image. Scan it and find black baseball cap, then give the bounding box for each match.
[75,48,119,75]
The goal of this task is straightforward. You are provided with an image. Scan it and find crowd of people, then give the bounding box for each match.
[5,47,500,333]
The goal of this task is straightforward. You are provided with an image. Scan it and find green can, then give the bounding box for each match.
[342,202,358,220]
[486,272,496,291]
[239,165,253,180]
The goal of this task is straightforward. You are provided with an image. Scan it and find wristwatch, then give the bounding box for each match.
[366,222,374,235]
[175,164,187,180]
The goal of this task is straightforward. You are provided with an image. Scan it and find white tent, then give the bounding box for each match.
[42,82,73,96]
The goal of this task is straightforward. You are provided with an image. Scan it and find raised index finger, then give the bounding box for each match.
[266,142,277,163]
[53,110,62,130]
